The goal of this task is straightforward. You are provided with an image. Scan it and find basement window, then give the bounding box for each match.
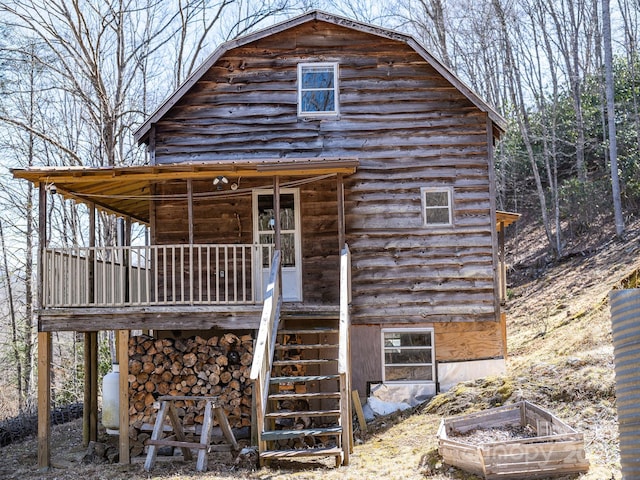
[422,187,453,226]
[382,329,435,383]
[298,63,339,116]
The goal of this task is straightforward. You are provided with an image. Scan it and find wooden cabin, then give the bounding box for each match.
[13,11,518,469]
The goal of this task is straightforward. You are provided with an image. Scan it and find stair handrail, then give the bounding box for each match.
[250,250,282,450]
[338,244,353,464]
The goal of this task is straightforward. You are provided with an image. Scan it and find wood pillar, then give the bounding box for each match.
[37,183,50,469]
[499,221,506,303]
[37,332,51,469]
[121,216,132,303]
[90,333,98,441]
[88,203,96,304]
[37,183,46,312]
[273,177,281,252]
[84,204,97,446]
[337,173,345,251]
[187,179,194,244]
[187,180,194,300]
[149,184,157,303]
[118,329,130,463]
[83,333,98,444]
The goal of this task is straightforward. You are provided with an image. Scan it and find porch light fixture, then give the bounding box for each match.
[213,175,228,190]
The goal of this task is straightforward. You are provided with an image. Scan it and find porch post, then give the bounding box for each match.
[187,180,194,303]
[37,182,50,469]
[498,221,506,303]
[187,179,194,244]
[120,216,132,303]
[84,203,98,445]
[337,173,345,251]
[273,176,281,252]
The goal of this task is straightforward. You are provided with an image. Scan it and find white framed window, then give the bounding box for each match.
[421,187,453,226]
[298,62,339,116]
[381,329,435,383]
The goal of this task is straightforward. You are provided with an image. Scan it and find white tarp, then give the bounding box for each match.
[364,382,436,419]
[438,358,506,392]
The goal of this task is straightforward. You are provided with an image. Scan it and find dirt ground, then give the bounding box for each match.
[1,218,634,479]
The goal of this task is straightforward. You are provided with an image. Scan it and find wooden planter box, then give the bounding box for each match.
[437,401,589,479]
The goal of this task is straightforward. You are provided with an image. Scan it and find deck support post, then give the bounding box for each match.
[83,332,99,444]
[37,331,51,469]
[84,203,98,445]
[118,329,130,463]
[37,182,51,469]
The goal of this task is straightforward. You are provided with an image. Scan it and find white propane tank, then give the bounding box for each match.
[102,364,120,434]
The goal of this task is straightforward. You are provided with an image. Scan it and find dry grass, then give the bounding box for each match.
[2,219,635,479]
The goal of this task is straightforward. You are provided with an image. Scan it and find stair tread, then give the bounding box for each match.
[270,374,340,383]
[276,343,338,350]
[261,426,342,440]
[269,392,341,400]
[265,409,341,419]
[278,328,339,334]
[259,446,343,458]
[273,359,336,366]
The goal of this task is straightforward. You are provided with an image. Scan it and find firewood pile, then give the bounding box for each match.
[127,333,253,456]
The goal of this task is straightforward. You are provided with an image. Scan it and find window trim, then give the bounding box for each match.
[381,328,435,384]
[297,62,339,117]
[421,186,453,227]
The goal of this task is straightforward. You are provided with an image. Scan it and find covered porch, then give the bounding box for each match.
[12,158,357,468]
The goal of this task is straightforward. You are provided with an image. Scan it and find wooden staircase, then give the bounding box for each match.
[259,313,348,466]
[250,247,353,468]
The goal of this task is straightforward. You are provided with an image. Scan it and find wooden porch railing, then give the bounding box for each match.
[249,250,282,454]
[42,244,270,307]
[338,244,353,463]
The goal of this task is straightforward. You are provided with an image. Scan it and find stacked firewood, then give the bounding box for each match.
[273,333,313,448]
[127,333,253,455]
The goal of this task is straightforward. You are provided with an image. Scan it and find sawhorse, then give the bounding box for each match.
[144,395,238,472]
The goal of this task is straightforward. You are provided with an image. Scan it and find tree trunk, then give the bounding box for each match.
[602,0,625,236]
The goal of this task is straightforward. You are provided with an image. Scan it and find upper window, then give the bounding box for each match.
[382,329,435,383]
[298,63,339,116]
[421,187,453,226]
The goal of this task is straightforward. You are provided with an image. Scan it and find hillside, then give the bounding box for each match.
[1,217,635,479]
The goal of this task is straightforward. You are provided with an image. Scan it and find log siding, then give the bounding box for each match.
[150,20,499,327]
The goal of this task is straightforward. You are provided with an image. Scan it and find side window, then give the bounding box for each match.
[298,63,339,116]
[421,187,453,226]
[382,329,435,383]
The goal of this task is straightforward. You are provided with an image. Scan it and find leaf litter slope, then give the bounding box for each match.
[2,219,636,479]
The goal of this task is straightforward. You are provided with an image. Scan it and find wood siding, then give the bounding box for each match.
[151,20,498,327]
[351,322,503,396]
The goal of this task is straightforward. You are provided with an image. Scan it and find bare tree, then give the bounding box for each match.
[543,0,600,182]
[394,0,453,67]
[602,0,624,236]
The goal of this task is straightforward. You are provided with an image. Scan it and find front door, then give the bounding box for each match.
[253,188,302,302]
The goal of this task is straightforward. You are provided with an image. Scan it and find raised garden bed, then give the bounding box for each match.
[437,401,589,479]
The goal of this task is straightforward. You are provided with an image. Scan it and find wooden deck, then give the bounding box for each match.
[38,303,339,332]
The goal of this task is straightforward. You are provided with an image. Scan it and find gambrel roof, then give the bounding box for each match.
[134,10,506,144]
